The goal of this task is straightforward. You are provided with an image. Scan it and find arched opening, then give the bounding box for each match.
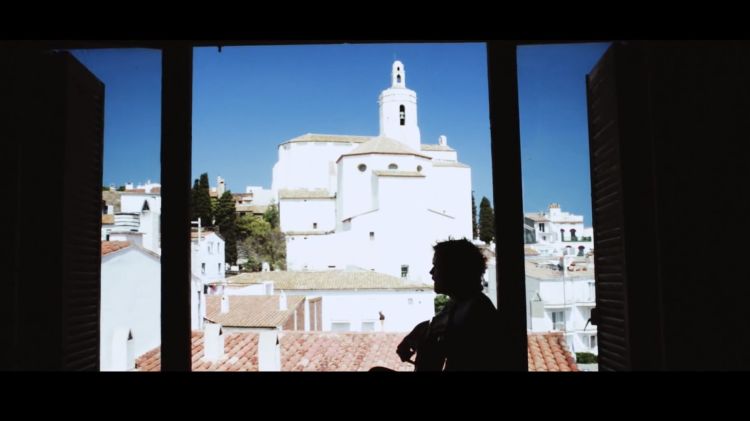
[399,105,405,125]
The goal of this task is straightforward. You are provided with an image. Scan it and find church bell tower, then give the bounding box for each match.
[378,61,421,150]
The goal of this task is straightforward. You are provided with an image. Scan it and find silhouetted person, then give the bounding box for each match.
[396,238,501,371]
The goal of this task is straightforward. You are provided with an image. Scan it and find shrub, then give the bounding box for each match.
[576,352,598,364]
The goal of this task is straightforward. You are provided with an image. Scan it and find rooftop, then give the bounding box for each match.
[136,330,413,372]
[280,133,371,146]
[224,270,432,290]
[136,331,577,372]
[278,188,334,200]
[101,241,130,256]
[205,295,305,328]
[338,136,431,161]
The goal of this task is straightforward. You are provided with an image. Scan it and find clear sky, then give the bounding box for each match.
[517,42,611,224]
[72,42,609,225]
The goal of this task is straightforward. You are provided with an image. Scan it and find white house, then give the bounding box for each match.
[191,230,226,330]
[525,203,594,257]
[217,270,435,333]
[113,190,162,254]
[524,255,598,355]
[270,61,472,282]
[100,241,161,371]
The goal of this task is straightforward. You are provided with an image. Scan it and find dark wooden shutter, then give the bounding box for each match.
[586,46,632,371]
[60,53,105,370]
[1,50,103,370]
[587,43,663,371]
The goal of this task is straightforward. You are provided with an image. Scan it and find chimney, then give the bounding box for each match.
[258,330,281,371]
[109,328,135,371]
[220,294,229,314]
[263,281,274,295]
[438,135,447,146]
[279,290,287,311]
[204,324,225,362]
[261,261,270,272]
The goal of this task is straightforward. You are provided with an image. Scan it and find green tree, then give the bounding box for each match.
[236,213,286,271]
[434,294,450,313]
[471,191,478,239]
[191,173,213,227]
[214,191,237,264]
[479,196,495,244]
[263,201,280,229]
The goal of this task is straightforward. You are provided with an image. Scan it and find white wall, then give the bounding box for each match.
[191,232,226,284]
[225,286,435,333]
[423,150,458,161]
[526,274,598,354]
[101,247,161,371]
[279,198,336,232]
[272,141,357,194]
[336,154,430,223]
[120,193,161,214]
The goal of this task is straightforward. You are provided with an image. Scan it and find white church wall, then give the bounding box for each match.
[272,141,356,194]
[423,150,458,161]
[426,166,473,239]
[279,198,336,232]
[337,154,429,222]
[285,234,345,271]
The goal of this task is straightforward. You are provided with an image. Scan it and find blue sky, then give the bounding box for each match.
[517,43,611,223]
[73,42,608,225]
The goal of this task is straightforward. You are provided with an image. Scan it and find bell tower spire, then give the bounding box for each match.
[379,61,421,150]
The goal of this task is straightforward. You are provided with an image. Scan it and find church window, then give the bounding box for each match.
[313,222,317,229]
[397,75,401,84]
[370,231,374,240]
[358,164,367,172]
[388,163,398,170]
[399,105,405,125]
[417,165,422,172]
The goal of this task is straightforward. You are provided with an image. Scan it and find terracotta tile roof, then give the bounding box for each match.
[524,246,540,256]
[527,332,578,372]
[136,330,414,372]
[372,170,425,177]
[102,214,114,225]
[421,144,455,151]
[226,270,432,290]
[136,331,578,372]
[338,136,431,161]
[205,295,305,328]
[525,213,550,223]
[281,133,372,146]
[236,204,269,214]
[101,241,130,256]
[278,189,334,199]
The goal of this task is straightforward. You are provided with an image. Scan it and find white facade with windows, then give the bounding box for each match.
[191,231,226,330]
[525,255,598,355]
[271,61,473,282]
[525,203,594,257]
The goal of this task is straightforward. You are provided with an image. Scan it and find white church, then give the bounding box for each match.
[271,61,473,283]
